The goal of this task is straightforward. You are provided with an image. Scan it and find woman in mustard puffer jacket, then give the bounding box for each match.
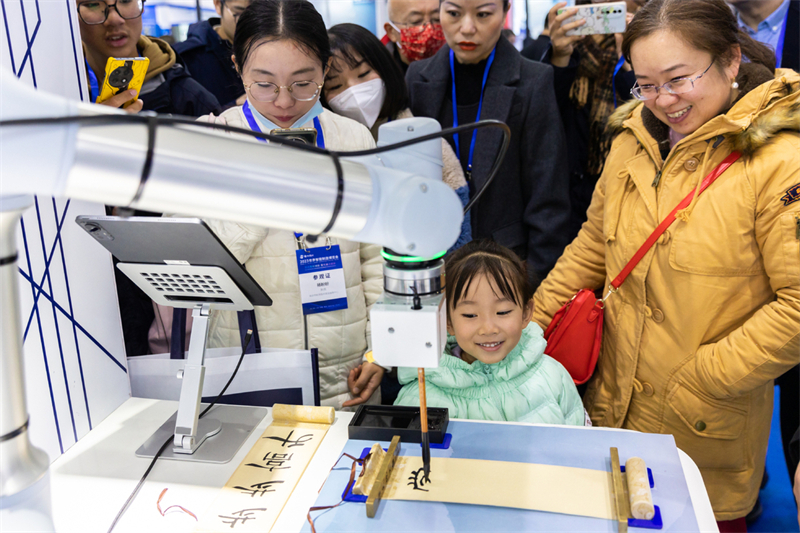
[533,0,800,526]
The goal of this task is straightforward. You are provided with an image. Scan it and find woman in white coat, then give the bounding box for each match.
[201,0,384,410]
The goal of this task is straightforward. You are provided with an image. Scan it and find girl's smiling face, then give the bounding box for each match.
[447,273,532,365]
[237,38,326,128]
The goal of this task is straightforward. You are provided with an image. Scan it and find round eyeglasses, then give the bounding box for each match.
[631,61,714,101]
[243,80,323,103]
[78,0,145,24]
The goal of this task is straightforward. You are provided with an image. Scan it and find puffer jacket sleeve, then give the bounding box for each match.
[203,219,269,264]
[393,370,463,415]
[531,136,620,329]
[547,358,586,426]
[360,243,383,357]
[690,135,800,399]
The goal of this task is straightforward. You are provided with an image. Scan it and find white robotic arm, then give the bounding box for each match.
[0,69,463,257]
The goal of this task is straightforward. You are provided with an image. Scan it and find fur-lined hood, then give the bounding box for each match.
[607,65,800,158]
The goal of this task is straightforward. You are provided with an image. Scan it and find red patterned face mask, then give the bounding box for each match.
[393,23,446,62]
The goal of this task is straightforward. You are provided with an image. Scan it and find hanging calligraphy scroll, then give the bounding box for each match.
[196,404,335,532]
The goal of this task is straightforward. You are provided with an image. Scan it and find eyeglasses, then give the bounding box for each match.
[243,80,323,102]
[77,0,145,24]
[631,61,714,101]
[389,17,440,29]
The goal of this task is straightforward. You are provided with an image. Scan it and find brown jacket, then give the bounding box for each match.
[533,65,800,520]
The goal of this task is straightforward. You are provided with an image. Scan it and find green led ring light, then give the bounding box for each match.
[381,250,446,263]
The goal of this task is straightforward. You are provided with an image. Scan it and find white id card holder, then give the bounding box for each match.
[296,244,348,315]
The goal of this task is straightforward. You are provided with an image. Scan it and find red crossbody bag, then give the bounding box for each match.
[544,152,742,384]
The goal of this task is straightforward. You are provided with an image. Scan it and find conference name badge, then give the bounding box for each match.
[296,245,348,315]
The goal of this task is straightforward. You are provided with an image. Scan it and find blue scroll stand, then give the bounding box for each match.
[343,435,453,503]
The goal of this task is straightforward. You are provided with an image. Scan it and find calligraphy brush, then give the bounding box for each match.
[418,367,431,482]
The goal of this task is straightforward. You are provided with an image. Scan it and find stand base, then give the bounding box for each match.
[135,404,267,464]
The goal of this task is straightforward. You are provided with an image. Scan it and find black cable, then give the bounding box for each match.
[129,113,158,206]
[306,152,344,244]
[106,329,254,533]
[338,120,511,215]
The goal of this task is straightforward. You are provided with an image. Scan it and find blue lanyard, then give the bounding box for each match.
[450,46,496,178]
[86,59,99,103]
[612,55,626,108]
[242,100,325,149]
[775,8,789,69]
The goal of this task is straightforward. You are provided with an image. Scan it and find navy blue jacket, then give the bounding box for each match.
[139,56,222,117]
[781,0,799,71]
[174,18,244,109]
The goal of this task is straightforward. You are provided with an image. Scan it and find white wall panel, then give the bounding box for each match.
[2,0,130,462]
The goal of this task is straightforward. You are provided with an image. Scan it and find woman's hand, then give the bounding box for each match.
[343,362,385,407]
[549,2,586,68]
[98,89,143,114]
[197,113,228,126]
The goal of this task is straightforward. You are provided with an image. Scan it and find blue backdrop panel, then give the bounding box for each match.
[304,421,699,533]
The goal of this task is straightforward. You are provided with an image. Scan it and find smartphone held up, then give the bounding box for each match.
[558,1,627,36]
[96,56,149,108]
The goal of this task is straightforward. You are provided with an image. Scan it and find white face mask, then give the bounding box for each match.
[327,78,386,129]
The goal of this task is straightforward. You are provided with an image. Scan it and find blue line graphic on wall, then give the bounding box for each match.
[65,0,84,101]
[19,200,126,374]
[19,217,64,454]
[53,199,92,428]
[17,0,41,85]
[34,197,78,443]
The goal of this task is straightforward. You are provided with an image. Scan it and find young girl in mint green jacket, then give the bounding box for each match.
[395,240,584,425]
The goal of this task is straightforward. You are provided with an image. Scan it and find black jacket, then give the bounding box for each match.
[139,56,221,117]
[782,0,799,71]
[173,18,244,109]
[385,40,409,75]
[406,37,571,284]
[521,36,635,240]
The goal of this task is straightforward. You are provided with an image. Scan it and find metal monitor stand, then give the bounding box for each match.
[116,262,267,464]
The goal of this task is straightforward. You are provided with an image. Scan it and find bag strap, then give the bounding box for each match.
[605,151,742,298]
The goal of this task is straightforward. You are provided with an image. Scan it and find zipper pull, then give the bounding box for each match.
[651,170,662,188]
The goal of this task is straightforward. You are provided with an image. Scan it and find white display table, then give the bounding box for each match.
[48,398,719,532]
